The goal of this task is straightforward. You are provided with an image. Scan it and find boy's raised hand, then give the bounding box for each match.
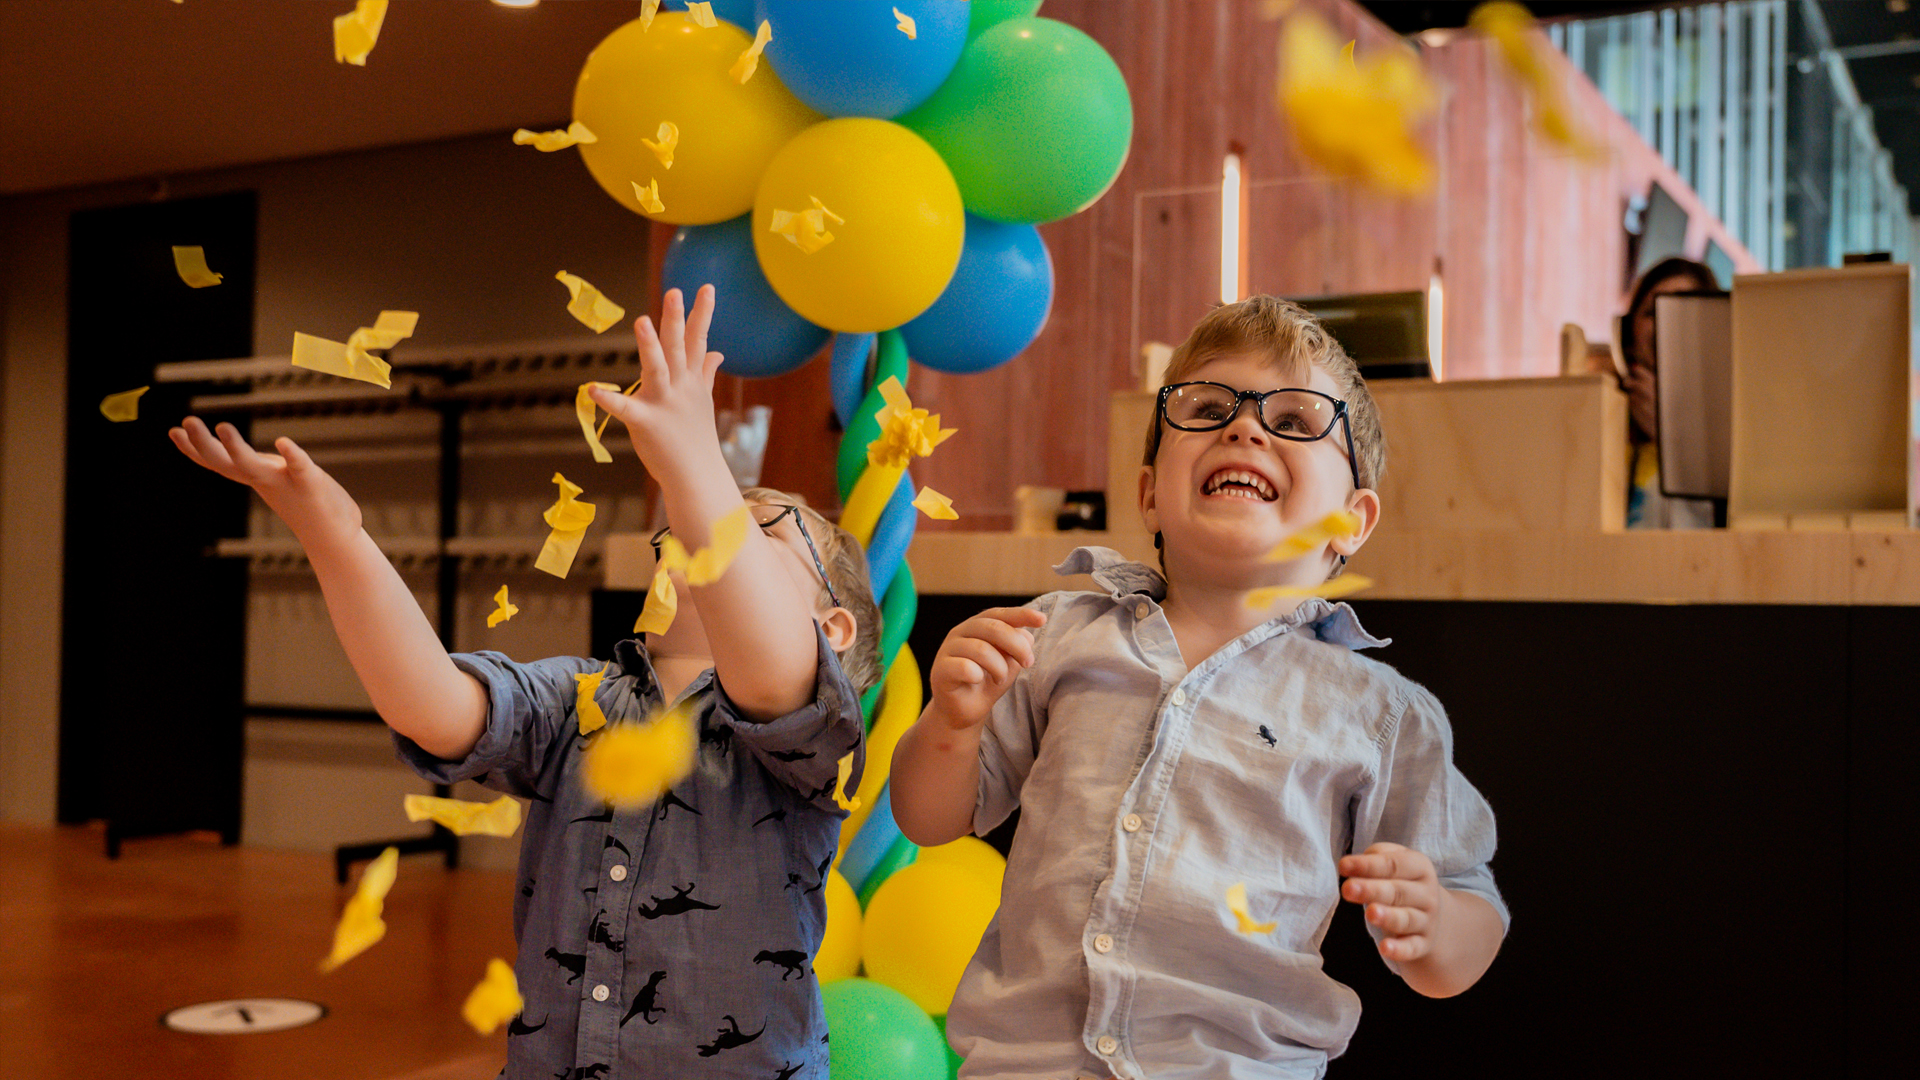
[928,607,1048,729]
[1338,842,1447,963]
[589,285,725,481]
[169,417,362,544]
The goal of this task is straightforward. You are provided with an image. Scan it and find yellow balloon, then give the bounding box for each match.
[817,870,863,984]
[753,118,964,332]
[573,13,821,225]
[860,859,1000,1015]
[917,836,1006,890]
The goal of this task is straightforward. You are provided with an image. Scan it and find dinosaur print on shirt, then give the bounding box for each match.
[697,1014,767,1056]
[637,882,721,919]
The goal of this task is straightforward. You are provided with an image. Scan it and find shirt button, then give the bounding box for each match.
[1093,932,1114,953]
[591,984,610,1002]
[1170,688,1187,707]
[1134,601,1149,619]
[608,864,627,882]
[1097,1034,1120,1055]
[1123,813,1143,833]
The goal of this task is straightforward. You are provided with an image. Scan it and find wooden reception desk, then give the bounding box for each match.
[608,375,1920,605]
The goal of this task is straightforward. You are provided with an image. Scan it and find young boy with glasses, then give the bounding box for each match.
[893,295,1507,1080]
[169,285,880,1079]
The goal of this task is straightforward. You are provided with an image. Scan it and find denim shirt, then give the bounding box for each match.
[393,626,863,1080]
[947,548,1507,1080]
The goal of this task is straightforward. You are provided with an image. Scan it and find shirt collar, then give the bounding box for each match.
[1053,545,1390,652]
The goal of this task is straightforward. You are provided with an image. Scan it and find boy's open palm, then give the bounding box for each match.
[169,417,361,543]
[590,285,725,477]
[929,607,1047,729]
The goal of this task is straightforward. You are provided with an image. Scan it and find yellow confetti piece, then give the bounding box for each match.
[319,846,398,972]
[731,20,773,83]
[486,585,519,628]
[581,701,699,808]
[342,309,417,388]
[1276,11,1436,195]
[639,0,661,31]
[292,331,391,390]
[867,376,957,470]
[333,0,388,66]
[685,1,718,28]
[99,386,149,422]
[634,560,678,636]
[893,7,917,39]
[912,486,958,520]
[535,472,597,578]
[575,382,620,464]
[768,196,843,255]
[1262,510,1363,562]
[555,271,626,334]
[1470,2,1606,159]
[595,374,643,443]
[512,121,598,153]
[1244,574,1375,609]
[1226,882,1277,934]
[641,121,679,169]
[171,245,222,288]
[832,750,862,811]
[631,177,666,216]
[403,793,523,837]
[576,660,612,737]
[461,958,524,1035]
[654,503,752,586]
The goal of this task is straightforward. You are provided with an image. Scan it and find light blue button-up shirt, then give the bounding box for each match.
[947,548,1508,1080]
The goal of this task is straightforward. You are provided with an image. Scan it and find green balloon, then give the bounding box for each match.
[933,1015,965,1080]
[855,830,918,907]
[901,17,1132,224]
[823,979,949,1080]
[966,0,1043,40]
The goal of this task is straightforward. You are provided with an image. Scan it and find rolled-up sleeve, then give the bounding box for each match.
[1351,681,1510,959]
[712,623,865,812]
[392,650,604,800]
[973,593,1061,836]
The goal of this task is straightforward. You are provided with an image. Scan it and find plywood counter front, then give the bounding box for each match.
[605,527,1920,605]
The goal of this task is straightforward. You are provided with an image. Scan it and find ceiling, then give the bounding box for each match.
[0,0,635,197]
[6,1,1916,216]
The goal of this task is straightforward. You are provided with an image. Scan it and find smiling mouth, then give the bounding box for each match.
[1202,468,1277,501]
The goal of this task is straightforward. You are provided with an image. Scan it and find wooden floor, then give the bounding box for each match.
[0,823,514,1079]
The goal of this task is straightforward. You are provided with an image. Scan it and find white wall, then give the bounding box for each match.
[1,132,657,835]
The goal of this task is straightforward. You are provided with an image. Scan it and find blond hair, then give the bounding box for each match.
[1142,295,1386,491]
[741,487,882,695]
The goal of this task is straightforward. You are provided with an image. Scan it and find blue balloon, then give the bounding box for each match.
[864,473,917,599]
[756,0,969,118]
[830,332,876,428]
[663,0,757,29]
[900,214,1053,373]
[839,783,905,892]
[660,215,829,378]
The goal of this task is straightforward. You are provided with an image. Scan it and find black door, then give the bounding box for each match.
[61,192,255,854]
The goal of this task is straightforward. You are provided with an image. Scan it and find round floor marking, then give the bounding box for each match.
[161,998,327,1034]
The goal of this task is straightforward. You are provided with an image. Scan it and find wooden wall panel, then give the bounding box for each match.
[624,0,1762,533]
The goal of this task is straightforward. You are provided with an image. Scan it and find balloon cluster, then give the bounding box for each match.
[570,5,1131,1072]
[575,0,1128,375]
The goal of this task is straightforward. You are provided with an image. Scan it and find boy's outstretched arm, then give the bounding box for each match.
[892,606,1046,847]
[1338,842,1506,998]
[590,285,817,721]
[168,418,488,760]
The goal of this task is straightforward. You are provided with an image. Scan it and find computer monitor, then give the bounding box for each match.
[1654,292,1732,502]
[1288,290,1431,379]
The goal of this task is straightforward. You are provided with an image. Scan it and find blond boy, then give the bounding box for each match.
[893,296,1507,1080]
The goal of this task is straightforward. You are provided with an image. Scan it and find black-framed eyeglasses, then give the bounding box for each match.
[1156,381,1362,492]
[651,503,842,609]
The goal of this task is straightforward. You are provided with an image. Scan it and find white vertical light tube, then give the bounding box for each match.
[1427,262,1445,381]
[1221,152,1242,305]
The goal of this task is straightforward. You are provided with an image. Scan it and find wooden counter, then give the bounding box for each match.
[605,526,1920,605]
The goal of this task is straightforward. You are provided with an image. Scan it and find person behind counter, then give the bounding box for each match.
[1620,256,1724,528]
